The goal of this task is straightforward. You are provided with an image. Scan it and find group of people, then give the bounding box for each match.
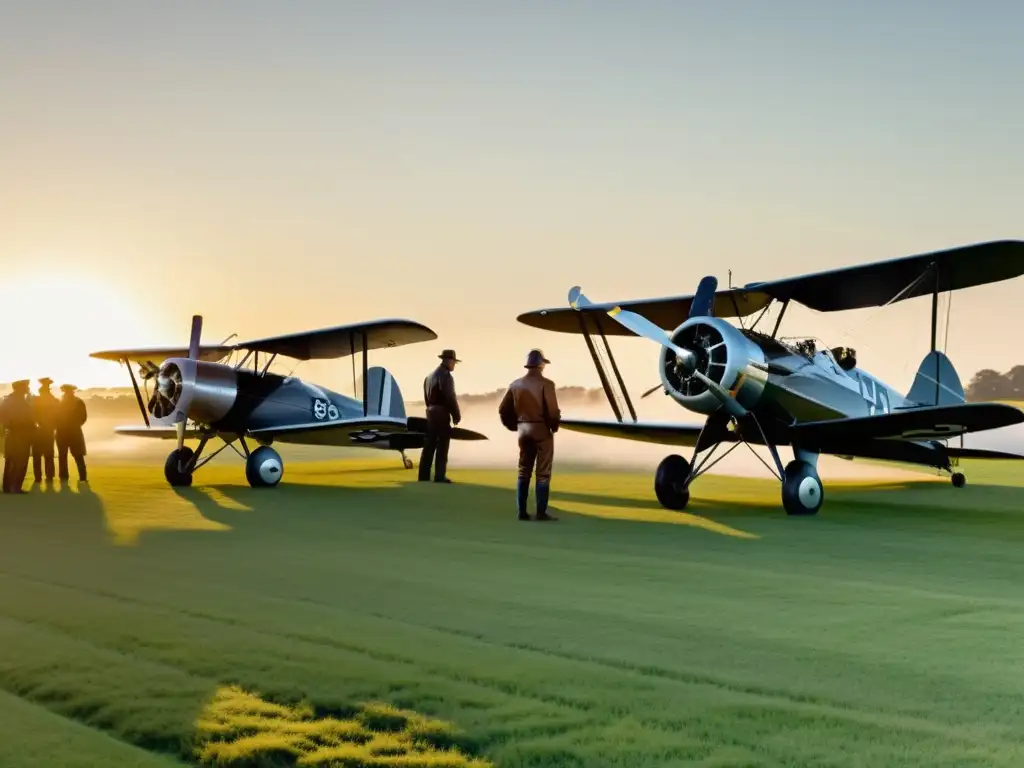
[419,347,561,522]
[0,378,88,494]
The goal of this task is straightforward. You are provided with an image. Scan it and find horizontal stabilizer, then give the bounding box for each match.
[558,417,732,448]
[905,351,965,407]
[791,403,1024,444]
[358,366,406,419]
[945,446,1024,461]
[404,416,488,441]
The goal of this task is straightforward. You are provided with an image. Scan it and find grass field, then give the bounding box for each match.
[2,453,1024,767]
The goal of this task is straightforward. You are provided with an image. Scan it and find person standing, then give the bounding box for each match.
[31,377,59,484]
[498,349,561,521]
[56,384,88,483]
[0,380,36,494]
[419,349,461,483]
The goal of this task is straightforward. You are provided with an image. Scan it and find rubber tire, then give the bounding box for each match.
[782,460,823,516]
[952,472,966,488]
[655,454,692,511]
[164,448,194,487]
[246,445,284,488]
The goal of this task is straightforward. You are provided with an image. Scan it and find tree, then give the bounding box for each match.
[965,369,1012,401]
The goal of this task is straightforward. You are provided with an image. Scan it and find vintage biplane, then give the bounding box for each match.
[517,240,1024,515]
[91,316,486,488]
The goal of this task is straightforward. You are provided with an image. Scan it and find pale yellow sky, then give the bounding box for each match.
[2,2,1022,414]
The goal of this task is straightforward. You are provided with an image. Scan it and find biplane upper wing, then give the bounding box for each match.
[91,346,235,364]
[744,239,1024,312]
[789,402,1024,444]
[517,290,772,334]
[235,319,437,361]
[516,240,1024,333]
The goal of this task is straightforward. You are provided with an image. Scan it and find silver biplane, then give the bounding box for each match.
[91,316,486,488]
[517,240,1024,515]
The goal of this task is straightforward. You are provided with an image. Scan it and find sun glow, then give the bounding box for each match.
[0,271,164,389]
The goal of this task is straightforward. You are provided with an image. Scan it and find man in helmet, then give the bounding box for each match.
[419,349,462,483]
[56,384,88,483]
[30,377,59,484]
[0,380,36,493]
[497,349,561,521]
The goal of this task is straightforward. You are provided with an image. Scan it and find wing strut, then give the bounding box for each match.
[124,356,150,427]
[362,330,369,417]
[576,312,637,424]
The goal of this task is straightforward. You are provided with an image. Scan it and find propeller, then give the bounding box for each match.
[568,286,697,376]
[176,314,203,454]
[569,277,749,417]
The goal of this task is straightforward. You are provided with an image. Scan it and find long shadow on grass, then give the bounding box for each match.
[167,476,772,545]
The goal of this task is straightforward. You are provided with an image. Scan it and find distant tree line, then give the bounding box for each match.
[965,367,1024,402]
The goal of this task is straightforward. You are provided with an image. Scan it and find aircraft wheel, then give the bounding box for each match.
[951,472,966,488]
[782,460,823,516]
[246,446,283,488]
[655,454,691,510]
[165,448,194,487]
[402,454,414,470]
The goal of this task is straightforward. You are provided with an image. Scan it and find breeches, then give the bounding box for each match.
[517,423,553,483]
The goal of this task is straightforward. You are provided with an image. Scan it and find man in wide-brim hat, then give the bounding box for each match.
[30,377,59,484]
[497,349,561,521]
[419,350,462,483]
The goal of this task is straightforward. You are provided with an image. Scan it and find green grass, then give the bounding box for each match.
[1,455,1024,766]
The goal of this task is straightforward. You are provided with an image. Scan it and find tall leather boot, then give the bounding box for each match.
[517,477,531,520]
[535,481,557,521]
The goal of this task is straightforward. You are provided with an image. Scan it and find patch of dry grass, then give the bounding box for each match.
[195,687,490,768]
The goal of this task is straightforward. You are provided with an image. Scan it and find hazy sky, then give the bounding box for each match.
[2,1,1022,413]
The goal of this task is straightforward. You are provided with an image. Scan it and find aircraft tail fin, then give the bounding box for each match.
[905,351,965,407]
[358,366,406,419]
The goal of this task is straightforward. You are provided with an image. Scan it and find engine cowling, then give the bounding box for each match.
[659,316,767,415]
[148,358,239,426]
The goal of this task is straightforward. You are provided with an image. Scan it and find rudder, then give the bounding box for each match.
[906,351,965,406]
[358,366,406,419]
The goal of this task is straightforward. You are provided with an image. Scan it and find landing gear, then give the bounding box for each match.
[781,460,823,516]
[161,432,285,489]
[951,471,966,488]
[649,414,825,517]
[245,445,283,488]
[401,450,414,470]
[164,447,194,487]
[655,455,691,510]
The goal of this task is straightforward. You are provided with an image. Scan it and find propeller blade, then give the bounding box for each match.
[175,420,186,452]
[188,315,203,360]
[640,383,663,399]
[688,276,718,319]
[692,370,748,417]
[567,286,697,372]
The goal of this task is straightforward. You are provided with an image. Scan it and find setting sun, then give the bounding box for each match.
[0,270,164,389]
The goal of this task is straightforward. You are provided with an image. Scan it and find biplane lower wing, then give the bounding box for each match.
[945,446,1024,460]
[114,426,218,439]
[790,403,1024,444]
[557,417,734,448]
